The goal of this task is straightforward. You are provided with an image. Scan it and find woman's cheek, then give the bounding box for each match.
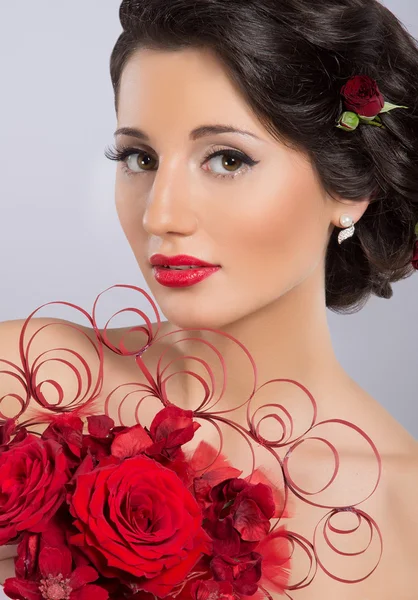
[116,187,145,243]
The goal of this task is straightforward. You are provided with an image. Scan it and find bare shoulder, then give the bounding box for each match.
[0,317,166,429]
[0,317,110,427]
[0,316,104,375]
[354,385,418,547]
[366,435,418,594]
[0,316,94,354]
[383,437,418,534]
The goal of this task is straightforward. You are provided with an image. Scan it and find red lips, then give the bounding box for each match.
[150,255,221,288]
[150,254,219,267]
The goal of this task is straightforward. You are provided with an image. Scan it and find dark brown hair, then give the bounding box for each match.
[109,0,418,314]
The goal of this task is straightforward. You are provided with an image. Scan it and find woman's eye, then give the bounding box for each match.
[202,149,259,179]
[104,145,259,179]
[125,151,157,173]
[103,145,158,175]
[205,153,244,176]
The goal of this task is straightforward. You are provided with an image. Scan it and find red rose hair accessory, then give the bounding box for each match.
[336,75,408,131]
[412,222,418,270]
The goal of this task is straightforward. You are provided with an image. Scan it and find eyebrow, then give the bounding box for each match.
[114,124,261,142]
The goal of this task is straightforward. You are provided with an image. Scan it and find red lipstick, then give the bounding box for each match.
[150,254,221,288]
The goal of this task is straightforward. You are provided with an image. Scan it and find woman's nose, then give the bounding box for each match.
[142,163,198,237]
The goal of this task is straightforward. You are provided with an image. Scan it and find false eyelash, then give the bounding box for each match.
[201,146,259,168]
[104,144,155,178]
[103,144,259,179]
[104,144,143,163]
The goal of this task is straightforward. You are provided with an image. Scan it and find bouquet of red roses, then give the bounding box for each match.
[0,406,290,600]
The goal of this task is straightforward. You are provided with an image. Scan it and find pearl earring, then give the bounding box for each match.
[338,214,355,245]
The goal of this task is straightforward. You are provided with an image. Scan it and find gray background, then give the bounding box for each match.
[0,1,416,437]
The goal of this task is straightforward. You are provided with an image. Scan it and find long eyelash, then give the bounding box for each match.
[104,144,143,164]
[103,144,259,179]
[104,144,151,178]
[200,147,259,179]
[201,147,257,166]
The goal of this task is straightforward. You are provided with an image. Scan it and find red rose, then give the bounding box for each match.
[0,435,71,545]
[340,75,384,117]
[412,240,418,270]
[68,455,212,598]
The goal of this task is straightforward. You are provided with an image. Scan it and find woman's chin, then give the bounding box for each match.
[160,305,237,332]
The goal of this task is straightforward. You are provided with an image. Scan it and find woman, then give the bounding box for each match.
[0,0,417,598]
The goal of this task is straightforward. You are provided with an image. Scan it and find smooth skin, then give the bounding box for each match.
[0,47,417,598]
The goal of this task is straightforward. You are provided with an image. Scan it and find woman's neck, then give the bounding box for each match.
[159,269,352,419]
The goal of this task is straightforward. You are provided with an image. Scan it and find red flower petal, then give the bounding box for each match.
[246,468,288,519]
[233,498,270,542]
[206,516,241,557]
[87,415,115,439]
[39,545,72,579]
[0,418,18,448]
[241,483,275,520]
[110,424,152,459]
[140,529,211,597]
[150,406,193,440]
[191,579,235,600]
[73,583,109,600]
[72,453,95,480]
[149,406,200,456]
[42,414,84,459]
[69,565,99,590]
[211,553,262,596]
[3,577,42,600]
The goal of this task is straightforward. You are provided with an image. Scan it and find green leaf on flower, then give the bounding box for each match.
[379,102,409,114]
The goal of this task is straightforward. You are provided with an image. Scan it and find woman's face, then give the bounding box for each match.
[114,47,362,329]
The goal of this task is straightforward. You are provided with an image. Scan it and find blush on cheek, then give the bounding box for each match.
[204,160,329,303]
[213,186,326,272]
[115,189,146,247]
